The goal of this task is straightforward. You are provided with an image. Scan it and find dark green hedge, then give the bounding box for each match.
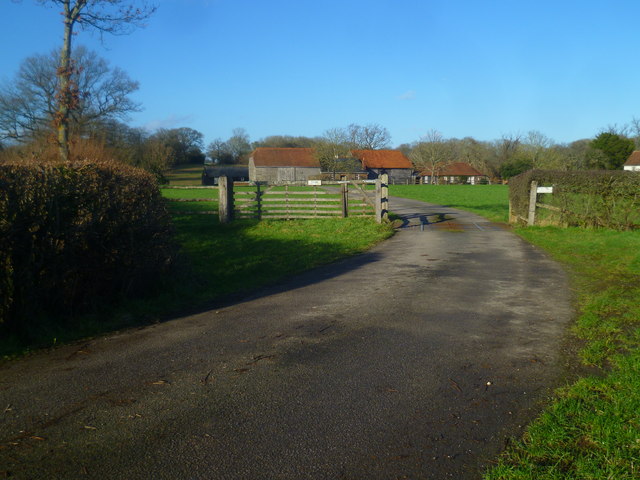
[0,161,177,327]
[510,170,640,229]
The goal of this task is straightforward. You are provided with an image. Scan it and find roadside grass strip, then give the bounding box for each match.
[485,227,640,480]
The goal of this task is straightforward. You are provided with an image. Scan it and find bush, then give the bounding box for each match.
[509,170,640,229]
[0,160,177,329]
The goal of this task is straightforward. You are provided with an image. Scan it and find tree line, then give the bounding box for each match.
[2,1,638,182]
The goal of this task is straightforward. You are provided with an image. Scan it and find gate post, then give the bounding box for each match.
[375,173,389,223]
[218,176,234,223]
[527,180,538,226]
[341,182,348,217]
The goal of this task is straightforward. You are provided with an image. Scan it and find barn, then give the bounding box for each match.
[248,148,322,184]
[351,149,415,184]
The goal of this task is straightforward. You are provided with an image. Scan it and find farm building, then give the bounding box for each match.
[248,147,321,184]
[202,166,249,185]
[420,162,488,185]
[351,149,415,184]
[623,151,640,171]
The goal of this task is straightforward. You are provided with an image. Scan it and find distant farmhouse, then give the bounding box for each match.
[623,151,640,171]
[420,162,487,185]
[248,148,321,183]
[351,149,414,184]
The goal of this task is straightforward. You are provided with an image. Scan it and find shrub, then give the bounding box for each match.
[0,160,177,329]
[509,170,640,229]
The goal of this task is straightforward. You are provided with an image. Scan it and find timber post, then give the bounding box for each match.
[527,180,538,226]
[341,182,348,217]
[218,176,234,223]
[375,174,389,223]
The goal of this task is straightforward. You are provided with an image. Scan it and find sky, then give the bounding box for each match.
[2,0,640,148]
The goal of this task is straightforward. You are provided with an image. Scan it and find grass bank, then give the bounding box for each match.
[390,185,640,479]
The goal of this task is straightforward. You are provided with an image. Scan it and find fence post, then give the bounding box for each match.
[381,173,389,222]
[527,180,538,226]
[218,176,234,223]
[375,178,382,223]
[255,182,262,220]
[341,182,348,217]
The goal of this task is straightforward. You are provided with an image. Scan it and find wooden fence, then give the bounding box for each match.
[219,175,389,223]
[509,180,559,226]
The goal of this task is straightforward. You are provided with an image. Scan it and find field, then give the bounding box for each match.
[389,184,509,222]
[389,185,640,479]
[164,164,203,185]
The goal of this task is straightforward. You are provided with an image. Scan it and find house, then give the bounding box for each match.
[248,147,321,184]
[202,165,249,185]
[351,149,414,184]
[623,151,640,171]
[420,162,487,185]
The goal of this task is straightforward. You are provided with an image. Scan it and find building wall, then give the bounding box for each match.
[368,168,414,184]
[251,166,322,184]
[624,165,640,172]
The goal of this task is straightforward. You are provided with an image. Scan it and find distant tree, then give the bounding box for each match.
[206,138,234,164]
[150,127,205,166]
[409,130,455,183]
[314,128,352,172]
[31,0,156,161]
[0,47,140,144]
[252,135,318,148]
[345,123,391,149]
[499,158,533,179]
[226,128,252,163]
[590,132,635,169]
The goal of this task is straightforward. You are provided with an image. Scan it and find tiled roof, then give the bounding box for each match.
[250,148,320,168]
[421,162,486,177]
[351,149,413,169]
[624,151,640,166]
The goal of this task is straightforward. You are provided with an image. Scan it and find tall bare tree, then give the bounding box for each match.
[0,47,140,143]
[34,0,156,161]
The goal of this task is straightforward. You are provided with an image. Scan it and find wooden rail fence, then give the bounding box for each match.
[219,175,388,223]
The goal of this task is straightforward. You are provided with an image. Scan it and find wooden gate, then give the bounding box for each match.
[218,176,388,223]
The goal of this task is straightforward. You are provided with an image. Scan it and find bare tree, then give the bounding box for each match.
[0,47,140,143]
[345,123,391,149]
[32,0,156,161]
[409,130,454,184]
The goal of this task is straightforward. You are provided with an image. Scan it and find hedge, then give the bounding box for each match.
[509,170,640,230]
[0,161,177,328]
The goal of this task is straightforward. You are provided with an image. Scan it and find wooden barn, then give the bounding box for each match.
[248,148,322,184]
[351,149,415,184]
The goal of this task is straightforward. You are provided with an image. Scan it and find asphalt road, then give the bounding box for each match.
[0,197,574,479]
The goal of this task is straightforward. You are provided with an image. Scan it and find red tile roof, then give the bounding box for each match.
[351,149,413,169]
[625,151,640,166]
[421,162,486,177]
[250,148,320,168]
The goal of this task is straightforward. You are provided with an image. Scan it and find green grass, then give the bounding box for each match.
[388,185,640,479]
[389,184,509,222]
[0,186,393,358]
[164,164,204,185]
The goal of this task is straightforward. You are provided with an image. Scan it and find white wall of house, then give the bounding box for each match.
[624,165,640,171]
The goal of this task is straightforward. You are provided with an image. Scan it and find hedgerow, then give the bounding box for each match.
[509,170,640,230]
[0,160,176,329]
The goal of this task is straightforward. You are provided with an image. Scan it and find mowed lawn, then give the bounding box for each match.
[389,184,509,222]
[390,184,640,480]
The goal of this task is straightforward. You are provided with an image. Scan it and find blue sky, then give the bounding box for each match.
[2,0,640,147]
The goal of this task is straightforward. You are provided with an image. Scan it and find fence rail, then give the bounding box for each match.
[219,177,388,223]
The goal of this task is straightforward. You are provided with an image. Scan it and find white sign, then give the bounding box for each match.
[537,186,553,194]
[307,180,322,186]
